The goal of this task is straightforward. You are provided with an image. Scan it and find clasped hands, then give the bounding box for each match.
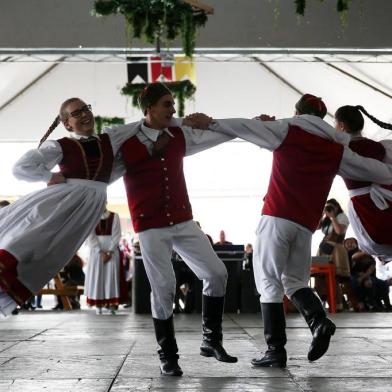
[183,112,277,130]
[100,250,113,263]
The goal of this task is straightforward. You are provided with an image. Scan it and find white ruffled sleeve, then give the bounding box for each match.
[12,140,63,183]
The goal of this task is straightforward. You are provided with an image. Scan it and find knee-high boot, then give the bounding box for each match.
[251,303,287,368]
[200,295,238,363]
[290,287,336,361]
[153,316,183,376]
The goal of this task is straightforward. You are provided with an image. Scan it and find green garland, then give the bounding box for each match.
[93,0,208,57]
[95,116,125,134]
[294,0,351,16]
[121,80,196,117]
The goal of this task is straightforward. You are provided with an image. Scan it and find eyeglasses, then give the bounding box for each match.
[68,104,92,118]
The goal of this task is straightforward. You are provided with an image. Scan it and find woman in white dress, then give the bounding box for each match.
[0,98,133,316]
[84,209,122,315]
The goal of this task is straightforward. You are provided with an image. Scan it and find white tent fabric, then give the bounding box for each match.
[0,55,391,247]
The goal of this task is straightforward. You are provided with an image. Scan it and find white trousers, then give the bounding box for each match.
[254,216,312,303]
[138,220,228,319]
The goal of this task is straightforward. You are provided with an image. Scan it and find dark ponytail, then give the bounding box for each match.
[335,105,364,135]
[356,106,392,131]
[38,116,60,148]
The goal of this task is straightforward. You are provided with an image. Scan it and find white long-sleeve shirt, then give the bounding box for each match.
[107,118,234,182]
[12,127,140,183]
[209,115,392,185]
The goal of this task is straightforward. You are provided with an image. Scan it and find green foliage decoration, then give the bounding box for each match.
[92,0,208,57]
[95,116,125,134]
[121,80,196,117]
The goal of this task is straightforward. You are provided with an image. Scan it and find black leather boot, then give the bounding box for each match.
[251,303,287,368]
[153,316,183,376]
[200,295,238,363]
[290,287,336,362]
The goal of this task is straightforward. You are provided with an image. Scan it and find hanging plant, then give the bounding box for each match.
[294,0,351,16]
[92,0,209,57]
[95,116,125,134]
[121,80,196,117]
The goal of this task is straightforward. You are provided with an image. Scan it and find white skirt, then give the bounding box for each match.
[0,179,107,295]
[84,242,121,307]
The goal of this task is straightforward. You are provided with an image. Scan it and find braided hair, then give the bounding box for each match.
[38,97,81,148]
[356,106,392,131]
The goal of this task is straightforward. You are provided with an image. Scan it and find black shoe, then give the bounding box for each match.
[200,295,238,363]
[200,341,237,363]
[251,348,287,368]
[159,357,183,376]
[251,303,287,368]
[153,316,183,377]
[308,317,336,361]
[291,288,336,362]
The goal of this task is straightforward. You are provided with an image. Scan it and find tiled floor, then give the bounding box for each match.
[0,310,391,391]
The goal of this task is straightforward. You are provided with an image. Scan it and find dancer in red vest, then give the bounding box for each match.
[190,94,392,368]
[335,105,392,261]
[119,83,236,376]
[0,98,133,317]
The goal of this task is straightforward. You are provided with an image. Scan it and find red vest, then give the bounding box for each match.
[344,138,392,244]
[121,127,193,233]
[95,212,115,235]
[57,133,113,183]
[262,126,344,232]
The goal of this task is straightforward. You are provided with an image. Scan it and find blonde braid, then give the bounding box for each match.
[38,115,60,148]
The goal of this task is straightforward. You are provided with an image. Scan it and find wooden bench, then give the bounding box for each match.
[38,274,84,310]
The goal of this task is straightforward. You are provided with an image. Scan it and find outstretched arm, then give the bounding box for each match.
[208,118,289,151]
[338,146,392,184]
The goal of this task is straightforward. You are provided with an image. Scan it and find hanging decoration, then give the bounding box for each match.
[294,0,351,16]
[92,0,213,57]
[95,116,125,134]
[122,55,196,116]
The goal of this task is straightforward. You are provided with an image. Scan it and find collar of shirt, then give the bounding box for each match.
[101,210,111,220]
[141,122,174,142]
[71,133,99,141]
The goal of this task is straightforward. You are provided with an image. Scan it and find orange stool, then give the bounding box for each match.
[311,263,336,314]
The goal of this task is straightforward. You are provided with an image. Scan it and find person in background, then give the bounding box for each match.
[344,237,360,270]
[351,251,392,311]
[214,230,233,245]
[84,208,122,315]
[317,199,351,311]
[244,243,253,271]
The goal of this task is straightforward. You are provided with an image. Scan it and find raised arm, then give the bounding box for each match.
[12,140,63,183]
[338,146,392,184]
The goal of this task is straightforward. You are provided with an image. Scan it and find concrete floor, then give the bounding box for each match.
[0,310,392,392]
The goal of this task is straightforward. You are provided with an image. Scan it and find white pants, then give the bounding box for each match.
[254,216,312,303]
[138,220,228,319]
